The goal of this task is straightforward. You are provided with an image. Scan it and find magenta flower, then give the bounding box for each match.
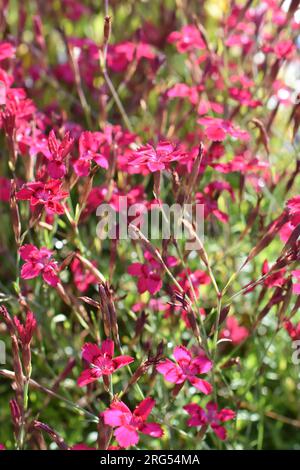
[73,131,108,177]
[198,116,249,142]
[103,398,163,448]
[127,251,177,295]
[287,195,300,226]
[0,444,5,450]
[273,39,295,59]
[284,320,300,341]
[177,269,210,299]
[77,340,134,387]
[20,244,59,287]
[70,258,98,292]
[262,260,286,288]
[184,402,236,440]
[127,260,162,295]
[167,83,200,105]
[0,42,16,61]
[221,316,249,346]
[46,129,74,179]
[156,345,212,394]
[0,176,11,202]
[292,270,300,295]
[128,141,187,173]
[107,41,155,73]
[16,179,68,215]
[168,25,206,53]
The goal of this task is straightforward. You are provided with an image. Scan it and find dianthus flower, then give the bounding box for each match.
[77,340,134,387]
[103,398,163,448]
[221,316,249,345]
[156,345,212,394]
[127,141,187,173]
[20,244,59,287]
[184,402,235,440]
[16,180,68,214]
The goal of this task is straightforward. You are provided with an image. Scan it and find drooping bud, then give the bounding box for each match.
[9,399,22,437]
[33,421,70,450]
[9,179,21,247]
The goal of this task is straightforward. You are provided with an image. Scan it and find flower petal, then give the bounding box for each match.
[189,377,212,394]
[140,422,163,438]
[103,401,132,427]
[77,368,101,387]
[134,397,155,420]
[100,339,114,357]
[114,425,139,448]
[82,343,102,363]
[173,345,192,363]
[113,355,134,370]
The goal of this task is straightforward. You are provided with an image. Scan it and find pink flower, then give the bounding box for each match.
[127,258,162,295]
[156,345,212,394]
[262,260,286,288]
[229,87,261,108]
[0,444,5,450]
[19,244,59,287]
[107,41,156,72]
[16,180,68,214]
[103,398,163,448]
[0,42,16,61]
[0,177,11,202]
[73,131,108,177]
[284,320,300,341]
[46,130,74,179]
[197,116,249,142]
[107,42,135,72]
[63,0,90,21]
[287,195,300,226]
[14,311,37,345]
[127,141,187,173]
[177,269,210,298]
[127,251,177,295]
[292,270,300,295]
[221,316,249,345]
[273,39,295,59]
[279,221,295,243]
[77,340,134,387]
[167,83,200,105]
[70,258,98,292]
[184,402,236,440]
[168,25,206,53]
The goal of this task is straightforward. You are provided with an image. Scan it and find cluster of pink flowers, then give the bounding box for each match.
[0,0,299,452]
[19,245,59,287]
